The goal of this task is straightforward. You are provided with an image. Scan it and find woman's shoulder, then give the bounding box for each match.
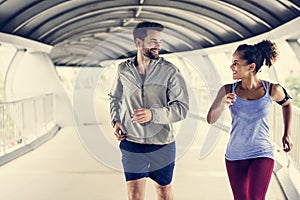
[215,83,233,95]
[223,83,235,93]
[261,80,289,102]
[268,82,286,96]
[261,79,281,93]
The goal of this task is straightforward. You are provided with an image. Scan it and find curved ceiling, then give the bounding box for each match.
[0,0,300,67]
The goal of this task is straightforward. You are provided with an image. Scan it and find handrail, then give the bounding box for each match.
[0,94,57,156]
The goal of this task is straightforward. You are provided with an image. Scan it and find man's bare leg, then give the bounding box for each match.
[126,178,146,200]
[155,183,174,200]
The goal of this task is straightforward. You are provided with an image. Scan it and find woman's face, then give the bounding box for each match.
[230,51,253,80]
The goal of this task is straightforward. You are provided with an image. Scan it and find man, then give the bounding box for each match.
[109,21,189,200]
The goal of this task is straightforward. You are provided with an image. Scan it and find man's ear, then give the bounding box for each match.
[135,38,142,49]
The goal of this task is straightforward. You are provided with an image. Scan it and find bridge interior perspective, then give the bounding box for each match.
[0,0,300,199]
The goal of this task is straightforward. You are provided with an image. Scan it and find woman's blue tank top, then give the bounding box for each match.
[225,80,274,161]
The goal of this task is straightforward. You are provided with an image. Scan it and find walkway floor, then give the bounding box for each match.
[0,123,286,200]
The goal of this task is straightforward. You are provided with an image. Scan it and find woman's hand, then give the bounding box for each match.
[207,85,235,124]
[282,134,293,152]
[222,93,236,107]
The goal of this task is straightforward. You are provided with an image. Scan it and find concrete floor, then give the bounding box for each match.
[0,124,286,200]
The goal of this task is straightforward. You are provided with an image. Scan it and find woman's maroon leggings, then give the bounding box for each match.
[225,157,274,200]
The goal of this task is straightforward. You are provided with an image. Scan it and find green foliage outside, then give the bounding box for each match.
[285,75,300,108]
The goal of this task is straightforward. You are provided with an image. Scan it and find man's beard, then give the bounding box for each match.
[142,48,160,59]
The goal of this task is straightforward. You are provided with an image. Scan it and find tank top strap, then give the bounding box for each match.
[231,81,238,94]
[232,81,269,95]
[261,80,269,92]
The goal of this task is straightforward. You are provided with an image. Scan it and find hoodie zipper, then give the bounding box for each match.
[141,84,145,99]
[141,83,146,138]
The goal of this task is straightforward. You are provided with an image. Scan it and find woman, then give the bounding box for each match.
[206,40,293,200]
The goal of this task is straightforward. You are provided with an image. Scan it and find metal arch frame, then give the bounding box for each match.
[143,7,247,39]
[0,0,41,26]
[221,0,281,26]
[2,0,299,39]
[31,3,256,50]
[39,15,199,52]
[33,6,203,44]
[143,1,261,35]
[47,23,197,64]
[52,32,188,66]
[58,33,133,53]
[37,9,136,43]
[289,0,300,9]
[1,0,299,66]
[2,1,270,42]
[0,0,7,6]
[216,1,273,29]
[82,37,132,56]
[41,15,134,44]
[133,10,224,44]
[51,33,135,66]
[5,1,141,37]
[1,0,66,32]
[54,55,85,66]
[35,11,134,41]
[42,9,220,47]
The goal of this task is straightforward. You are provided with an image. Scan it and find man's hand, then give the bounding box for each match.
[131,108,152,124]
[113,122,127,141]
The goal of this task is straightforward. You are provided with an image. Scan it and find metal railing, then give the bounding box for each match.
[0,94,56,156]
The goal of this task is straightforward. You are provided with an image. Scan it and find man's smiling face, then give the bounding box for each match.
[140,29,162,59]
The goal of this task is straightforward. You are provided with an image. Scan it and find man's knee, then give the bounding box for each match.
[155,183,174,199]
[127,178,146,200]
[128,192,143,200]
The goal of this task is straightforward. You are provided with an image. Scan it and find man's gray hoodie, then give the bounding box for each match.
[109,57,189,145]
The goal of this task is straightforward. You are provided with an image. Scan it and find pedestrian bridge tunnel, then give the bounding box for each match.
[0,1,300,199]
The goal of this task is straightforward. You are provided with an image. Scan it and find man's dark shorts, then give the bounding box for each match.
[119,140,176,186]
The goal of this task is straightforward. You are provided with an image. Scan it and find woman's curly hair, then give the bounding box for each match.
[236,40,279,73]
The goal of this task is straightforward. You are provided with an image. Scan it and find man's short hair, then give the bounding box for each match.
[133,21,164,41]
